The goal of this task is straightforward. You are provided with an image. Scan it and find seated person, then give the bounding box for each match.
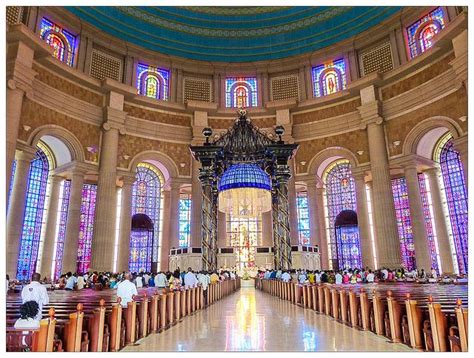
[14,301,41,329]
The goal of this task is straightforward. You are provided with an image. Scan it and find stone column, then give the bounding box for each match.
[39,175,64,278]
[61,170,86,274]
[305,178,318,247]
[262,72,270,104]
[315,187,329,269]
[424,168,455,273]
[117,174,136,273]
[168,182,181,250]
[352,171,374,269]
[288,161,299,245]
[6,149,36,277]
[190,159,203,248]
[404,164,432,271]
[359,86,401,268]
[160,190,171,271]
[261,211,273,247]
[298,66,307,101]
[90,91,127,272]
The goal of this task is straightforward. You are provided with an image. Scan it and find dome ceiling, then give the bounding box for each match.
[66,6,402,62]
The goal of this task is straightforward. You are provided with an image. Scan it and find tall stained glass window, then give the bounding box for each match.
[8,160,17,211]
[225,77,258,108]
[39,17,77,67]
[130,163,164,271]
[16,143,54,281]
[406,7,445,58]
[322,160,361,269]
[391,177,416,270]
[296,191,310,246]
[179,193,192,248]
[418,173,441,273]
[136,63,170,100]
[227,215,262,270]
[52,180,71,280]
[434,134,468,274]
[312,59,347,97]
[76,184,97,274]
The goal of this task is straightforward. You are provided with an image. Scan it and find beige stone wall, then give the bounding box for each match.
[208,116,276,129]
[123,103,191,127]
[293,98,361,125]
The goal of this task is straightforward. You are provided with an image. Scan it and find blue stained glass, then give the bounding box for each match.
[296,191,310,246]
[219,163,271,191]
[179,193,191,248]
[335,225,362,270]
[225,77,258,108]
[136,63,170,100]
[40,18,77,67]
[16,149,50,281]
[324,160,361,269]
[53,180,71,280]
[312,58,347,97]
[406,7,445,59]
[8,160,17,212]
[130,164,163,271]
[391,177,416,271]
[438,138,468,274]
[76,184,97,274]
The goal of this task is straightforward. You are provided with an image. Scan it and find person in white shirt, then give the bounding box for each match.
[117,273,138,308]
[381,268,389,280]
[315,271,321,284]
[184,268,198,288]
[155,272,167,289]
[143,273,150,286]
[298,271,307,284]
[197,271,211,305]
[335,272,343,284]
[76,275,85,290]
[281,271,291,283]
[65,273,77,290]
[135,274,143,288]
[21,273,49,321]
[366,270,375,283]
[14,301,41,328]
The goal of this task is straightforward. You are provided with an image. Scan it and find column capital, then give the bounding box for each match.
[119,172,137,187]
[14,147,36,162]
[49,175,65,184]
[357,101,384,128]
[103,107,127,132]
[391,154,438,172]
[452,134,468,154]
[423,166,441,176]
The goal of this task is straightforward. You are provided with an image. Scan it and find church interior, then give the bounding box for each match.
[4,4,469,353]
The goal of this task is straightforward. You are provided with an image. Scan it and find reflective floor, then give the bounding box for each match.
[125,284,414,352]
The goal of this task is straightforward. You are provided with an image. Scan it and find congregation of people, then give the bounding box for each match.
[257,267,468,285]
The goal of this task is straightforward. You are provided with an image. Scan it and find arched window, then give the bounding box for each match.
[76,184,97,274]
[312,59,347,97]
[225,77,258,108]
[136,63,170,101]
[296,191,310,246]
[226,214,262,270]
[322,159,361,270]
[406,7,445,58]
[52,180,71,280]
[131,163,164,271]
[39,18,77,67]
[179,193,192,248]
[16,142,55,280]
[434,134,468,274]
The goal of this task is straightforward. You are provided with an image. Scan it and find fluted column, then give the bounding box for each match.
[117,174,136,273]
[352,171,374,269]
[62,170,86,274]
[404,164,431,271]
[39,176,64,278]
[359,88,401,268]
[315,187,329,269]
[6,149,36,278]
[424,168,455,273]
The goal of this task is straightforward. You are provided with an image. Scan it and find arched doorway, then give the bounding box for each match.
[129,213,154,273]
[334,210,361,270]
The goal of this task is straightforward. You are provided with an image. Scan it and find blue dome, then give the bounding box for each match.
[218,163,271,192]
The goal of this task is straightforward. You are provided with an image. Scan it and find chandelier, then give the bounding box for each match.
[218,163,272,218]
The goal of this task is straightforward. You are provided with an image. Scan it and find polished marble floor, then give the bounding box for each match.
[124,284,414,352]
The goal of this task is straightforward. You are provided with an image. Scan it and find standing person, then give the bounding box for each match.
[21,273,49,320]
[65,272,77,291]
[76,273,85,290]
[184,267,198,288]
[135,273,143,288]
[197,270,210,306]
[117,273,138,308]
[155,271,167,290]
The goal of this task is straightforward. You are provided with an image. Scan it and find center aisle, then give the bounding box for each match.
[124,281,413,351]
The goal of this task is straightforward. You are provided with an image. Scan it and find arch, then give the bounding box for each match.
[41,29,73,65]
[402,116,463,158]
[27,124,86,164]
[318,66,343,96]
[128,150,179,183]
[138,70,166,99]
[307,146,359,181]
[414,19,444,54]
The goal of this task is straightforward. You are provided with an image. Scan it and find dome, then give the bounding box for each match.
[65,6,402,62]
[218,163,271,192]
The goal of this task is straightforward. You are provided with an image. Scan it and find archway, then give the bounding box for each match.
[129,213,154,273]
[334,210,361,271]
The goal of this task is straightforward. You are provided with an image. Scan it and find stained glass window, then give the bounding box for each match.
[76,184,97,274]
[130,163,164,272]
[322,160,361,269]
[406,7,445,58]
[227,215,262,270]
[16,144,54,281]
[39,17,77,67]
[136,63,170,100]
[312,59,347,97]
[296,191,310,246]
[434,134,468,274]
[225,77,258,108]
[8,160,16,212]
[418,173,441,273]
[391,177,416,271]
[52,180,71,280]
[179,193,192,248]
